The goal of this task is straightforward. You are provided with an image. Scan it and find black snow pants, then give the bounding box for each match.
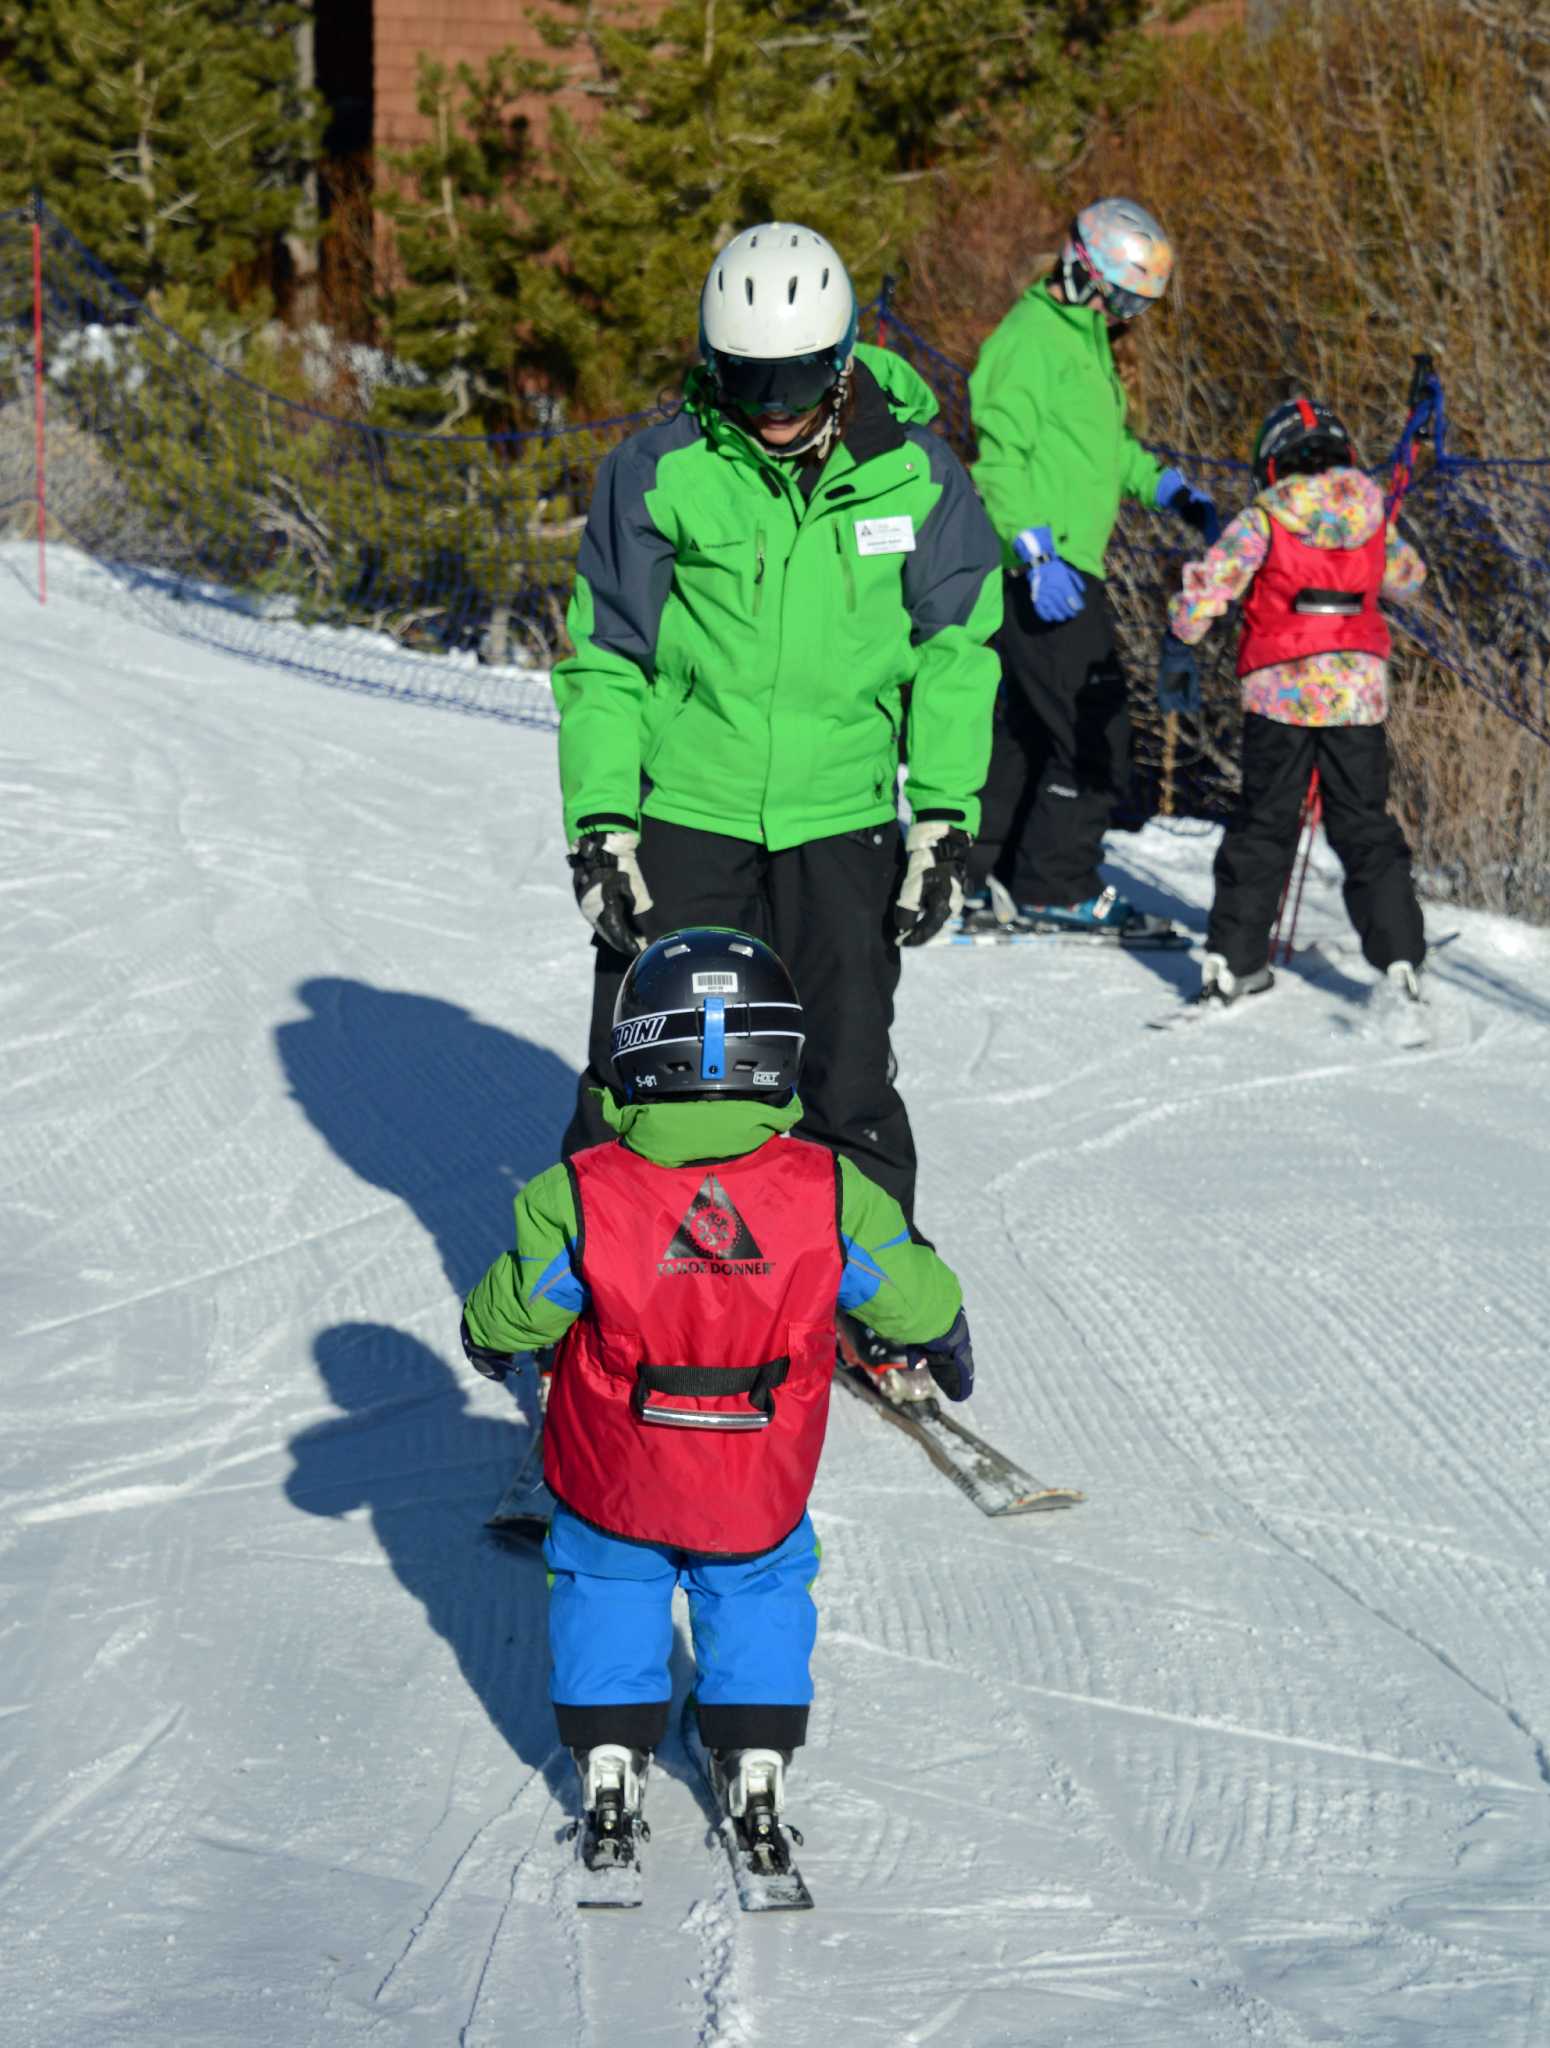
[563,816,919,1223]
[1207,714,1425,976]
[970,571,1131,907]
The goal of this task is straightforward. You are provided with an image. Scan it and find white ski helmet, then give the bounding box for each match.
[1060,198,1173,321]
[699,222,858,417]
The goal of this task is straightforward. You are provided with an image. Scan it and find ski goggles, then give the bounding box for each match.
[1071,236,1159,323]
[712,349,844,418]
[1092,277,1156,323]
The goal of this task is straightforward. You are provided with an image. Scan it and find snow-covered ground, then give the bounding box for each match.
[4,549,1549,2048]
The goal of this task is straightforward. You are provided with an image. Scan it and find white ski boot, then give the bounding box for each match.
[1378,958,1430,1047]
[1200,951,1274,1005]
[710,1748,804,1880]
[573,1744,650,1874]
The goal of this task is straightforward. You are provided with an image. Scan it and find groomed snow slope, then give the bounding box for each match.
[4,552,1549,2048]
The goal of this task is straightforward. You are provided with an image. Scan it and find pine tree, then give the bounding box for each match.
[0,0,320,306]
[532,0,1153,407]
[374,49,584,433]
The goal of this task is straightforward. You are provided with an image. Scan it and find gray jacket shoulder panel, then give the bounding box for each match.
[575,408,703,669]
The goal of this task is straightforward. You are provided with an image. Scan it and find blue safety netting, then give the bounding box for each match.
[2,202,1547,787]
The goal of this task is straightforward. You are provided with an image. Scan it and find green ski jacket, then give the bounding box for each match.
[462,1095,963,1357]
[553,346,1003,850]
[969,283,1167,579]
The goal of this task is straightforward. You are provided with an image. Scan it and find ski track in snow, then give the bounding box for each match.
[3,548,1550,2045]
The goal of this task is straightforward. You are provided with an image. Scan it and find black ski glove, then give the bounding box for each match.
[568,819,652,957]
[461,1312,515,1384]
[895,819,973,947]
[906,1307,975,1402]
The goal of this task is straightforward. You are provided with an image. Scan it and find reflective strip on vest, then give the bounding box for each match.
[1238,516,1390,676]
[542,1135,843,1556]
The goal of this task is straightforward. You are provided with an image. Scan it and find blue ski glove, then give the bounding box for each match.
[461,1312,515,1385]
[1157,468,1222,547]
[1156,633,1202,716]
[906,1307,975,1402]
[1014,526,1085,623]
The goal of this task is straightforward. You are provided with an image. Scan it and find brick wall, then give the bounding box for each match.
[373,0,1249,159]
[375,2,548,153]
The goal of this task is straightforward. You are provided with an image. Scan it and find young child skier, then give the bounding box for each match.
[459,926,973,1889]
[1156,397,1428,1005]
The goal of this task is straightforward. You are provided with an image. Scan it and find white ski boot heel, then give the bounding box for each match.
[715,1747,788,1820]
[1200,951,1274,1005]
[1386,960,1423,1002]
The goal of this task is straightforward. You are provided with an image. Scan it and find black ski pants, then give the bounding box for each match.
[563,816,919,1222]
[1208,714,1425,976]
[970,572,1131,907]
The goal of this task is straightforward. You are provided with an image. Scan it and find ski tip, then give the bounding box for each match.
[992,1486,1086,1515]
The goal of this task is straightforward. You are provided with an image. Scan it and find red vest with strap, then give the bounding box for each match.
[543,1135,843,1557]
[1238,514,1390,676]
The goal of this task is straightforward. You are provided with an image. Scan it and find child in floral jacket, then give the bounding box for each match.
[1157,398,1428,1004]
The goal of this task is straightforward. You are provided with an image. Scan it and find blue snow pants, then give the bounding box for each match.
[543,1503,819,1756]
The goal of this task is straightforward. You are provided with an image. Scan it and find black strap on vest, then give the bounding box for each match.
[1292,588,1364,615]
[631,1356,790,1430]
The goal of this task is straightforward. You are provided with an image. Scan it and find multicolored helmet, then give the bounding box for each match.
[1252,398,1355,490]
[1060,198,1173,321]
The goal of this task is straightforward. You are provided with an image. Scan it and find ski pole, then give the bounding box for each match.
[1272,768,1322,964]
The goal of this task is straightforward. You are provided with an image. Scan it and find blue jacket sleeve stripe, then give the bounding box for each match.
[837,1233,888,1311]
[523,1247,588,1313]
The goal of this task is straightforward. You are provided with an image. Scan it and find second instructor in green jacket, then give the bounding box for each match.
[967,197,1220,936]
[554,222,1003,1234]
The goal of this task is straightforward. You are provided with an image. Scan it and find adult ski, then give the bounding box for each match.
[680,1697,813,1912]
[944,919,1190,951]
[834,1324,1083,1517]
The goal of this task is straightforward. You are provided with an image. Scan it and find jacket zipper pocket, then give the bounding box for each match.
[833,524,856,612]
[753,528,766,617]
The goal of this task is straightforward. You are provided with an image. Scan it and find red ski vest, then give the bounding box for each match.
[543,1135,844,1557]
[1238,515,1390,676]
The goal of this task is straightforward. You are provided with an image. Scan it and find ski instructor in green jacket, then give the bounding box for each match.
[553,222,1003,1234]
[967,197,1221,936]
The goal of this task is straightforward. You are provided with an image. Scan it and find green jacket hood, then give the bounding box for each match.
[599,1090,806,1166]
[854,341,938,425]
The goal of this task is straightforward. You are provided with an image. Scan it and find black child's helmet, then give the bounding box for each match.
[609,928,805,1101]
[1253,397,1355,491]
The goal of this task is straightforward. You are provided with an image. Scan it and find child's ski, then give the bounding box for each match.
[680,1698,813,1913]
[1145,982,1274,1032]
[486,1424,553,1544]
[834,1363,1085,1516]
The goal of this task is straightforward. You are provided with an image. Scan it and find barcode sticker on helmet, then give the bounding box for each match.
[692,971,739,994]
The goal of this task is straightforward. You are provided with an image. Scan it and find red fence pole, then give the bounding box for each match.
[31,196,47,606]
